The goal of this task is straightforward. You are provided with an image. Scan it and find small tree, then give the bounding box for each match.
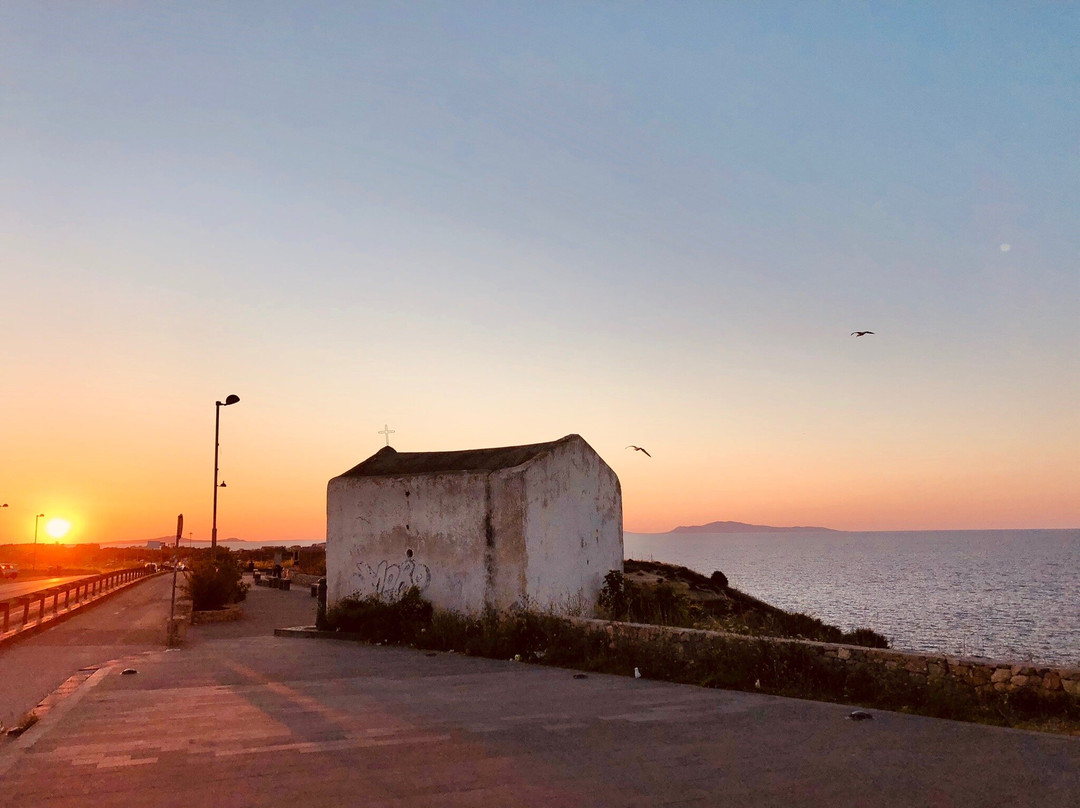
[597,570,628,618]
[183,551,249,611]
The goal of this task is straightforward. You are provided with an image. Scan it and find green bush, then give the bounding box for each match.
[183,551,249,611]
[598,570,696,627]
[597,570,628,616]
[841,628,890,649]
[325,587,433,643]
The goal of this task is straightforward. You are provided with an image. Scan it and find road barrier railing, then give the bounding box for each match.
[0,567,157,636]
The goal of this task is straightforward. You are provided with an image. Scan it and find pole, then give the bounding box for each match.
[169,514,182,643]
[210,394,238,556]
[33,513,44,572]
[212,401,221,550]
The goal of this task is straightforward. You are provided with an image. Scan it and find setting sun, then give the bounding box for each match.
[44,517,71,539]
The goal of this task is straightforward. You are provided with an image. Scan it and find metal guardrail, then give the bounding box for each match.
[0,567,155,635]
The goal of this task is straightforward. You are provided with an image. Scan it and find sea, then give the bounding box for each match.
[139,531,1079,667]
[624,529,1080,668]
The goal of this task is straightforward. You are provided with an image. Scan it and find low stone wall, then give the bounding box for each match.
[575,618,1080,710]
[289,572,322,587]
[191,604,244,625]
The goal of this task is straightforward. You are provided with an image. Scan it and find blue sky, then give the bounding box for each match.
[1,2,1077,537]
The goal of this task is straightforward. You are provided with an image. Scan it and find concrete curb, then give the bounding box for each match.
[191,603,244,624]
[274,626,369,642]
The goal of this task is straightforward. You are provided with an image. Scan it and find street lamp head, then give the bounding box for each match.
[219,481,227,488]
[216,394,240,407]
[36,513,45,518]
[1,503,7,507]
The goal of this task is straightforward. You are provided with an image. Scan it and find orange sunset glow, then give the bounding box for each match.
[2,357,1076,545]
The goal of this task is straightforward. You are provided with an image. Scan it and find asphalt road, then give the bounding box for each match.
[0,573,173,730]
[0,576,92,601]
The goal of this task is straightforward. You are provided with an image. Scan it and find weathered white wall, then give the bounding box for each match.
[326,435,623,617]
[522,440,623,614]
[326,472,494,614]
[484,468,528,612]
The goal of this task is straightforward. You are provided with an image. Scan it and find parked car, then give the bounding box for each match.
[0,563,18,579]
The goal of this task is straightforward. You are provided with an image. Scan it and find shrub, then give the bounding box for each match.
[598,570,696,627]
[325,586,433,643]
[183,551,249,611]
[597,570,628,617]
[841,628,890,649]
[295,547,327,576]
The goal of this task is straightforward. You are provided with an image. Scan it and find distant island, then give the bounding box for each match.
[99,536,246,547]
[669,521,841,534]
[97,537,325,548]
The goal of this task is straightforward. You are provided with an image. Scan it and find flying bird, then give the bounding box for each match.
[626,445,652,457]
[850,331,875,337]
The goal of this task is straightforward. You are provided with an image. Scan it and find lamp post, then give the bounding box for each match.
[212,394,240,550]
[33,513,45,572]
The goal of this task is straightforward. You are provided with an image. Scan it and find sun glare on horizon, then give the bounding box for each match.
[45,517,71,539]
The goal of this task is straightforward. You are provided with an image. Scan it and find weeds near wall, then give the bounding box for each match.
[325,587,433,644]
[324,590,1078,733]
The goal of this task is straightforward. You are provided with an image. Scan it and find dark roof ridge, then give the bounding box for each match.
[337,434,584,478]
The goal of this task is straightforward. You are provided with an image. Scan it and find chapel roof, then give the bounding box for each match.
[337,434,582,478]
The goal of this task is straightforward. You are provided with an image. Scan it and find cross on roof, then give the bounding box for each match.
[378,424,396,446]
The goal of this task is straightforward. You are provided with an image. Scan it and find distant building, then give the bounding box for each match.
[326,434,622,616]
[146,541,164,550]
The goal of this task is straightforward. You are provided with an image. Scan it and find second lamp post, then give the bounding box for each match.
[212,394,240,550]
[33,512,44,572]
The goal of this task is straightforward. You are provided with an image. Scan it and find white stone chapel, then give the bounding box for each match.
[325,434,623,616]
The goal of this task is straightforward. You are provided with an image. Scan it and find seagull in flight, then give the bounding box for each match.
[626,445,652,457]
[850,331,875,337]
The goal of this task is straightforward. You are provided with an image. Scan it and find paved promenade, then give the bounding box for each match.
[0,573,174,730]
[0,582,1077,807]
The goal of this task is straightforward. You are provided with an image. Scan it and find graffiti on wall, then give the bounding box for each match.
[349,546,432,601]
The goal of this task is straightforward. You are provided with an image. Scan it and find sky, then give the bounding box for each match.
[1,2,1077,542]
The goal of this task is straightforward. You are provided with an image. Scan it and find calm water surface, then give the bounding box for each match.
[625,529,1080,667]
